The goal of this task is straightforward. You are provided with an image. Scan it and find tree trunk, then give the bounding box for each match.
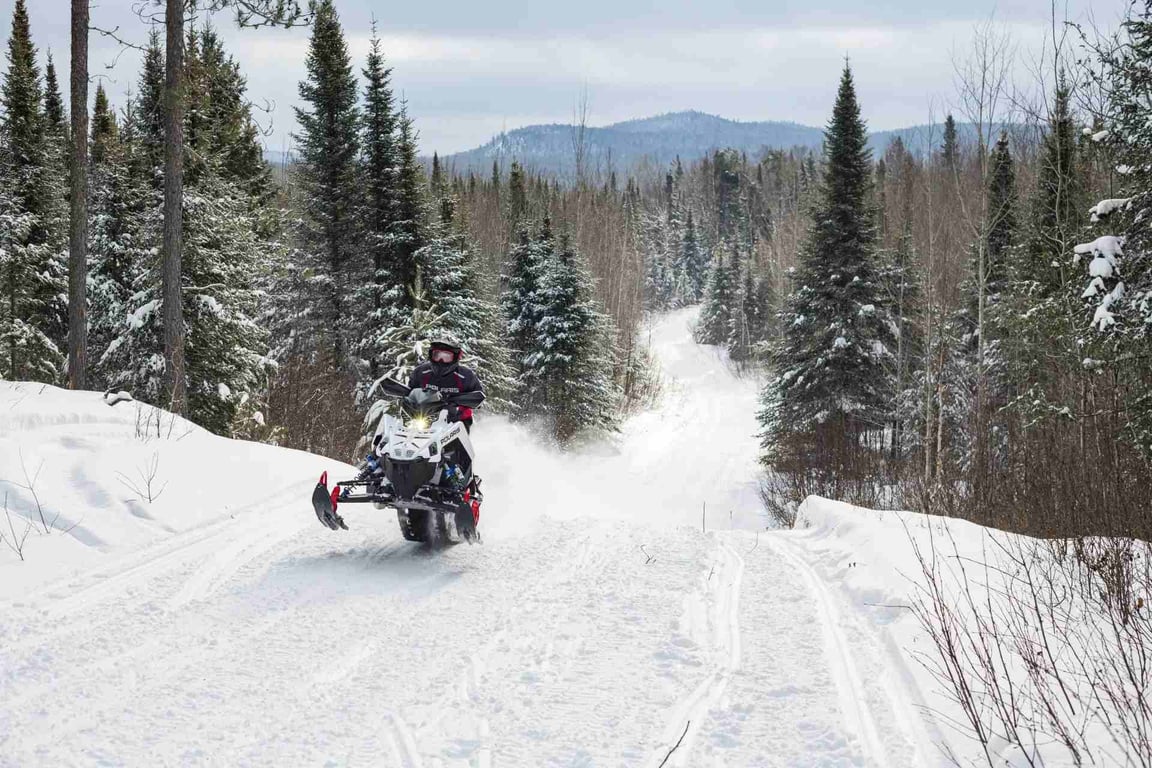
[162,0,186,414]
[67,0,88,390]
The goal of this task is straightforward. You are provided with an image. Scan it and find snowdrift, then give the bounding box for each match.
[794,495,1151,767]
[0,381,349,599]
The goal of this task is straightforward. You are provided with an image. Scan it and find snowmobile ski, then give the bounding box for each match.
[312,472,347,530]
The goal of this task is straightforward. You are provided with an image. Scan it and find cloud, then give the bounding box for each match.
[228,20,1061,153]
[9,0,1123,156]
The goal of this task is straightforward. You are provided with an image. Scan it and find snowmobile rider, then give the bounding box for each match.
[407,337,485,432]
[408,337,486,506]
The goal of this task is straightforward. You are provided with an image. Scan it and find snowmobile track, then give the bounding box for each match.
[768,534,894,767]
[644,536,744,768]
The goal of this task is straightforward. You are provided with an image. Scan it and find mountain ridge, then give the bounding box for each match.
[435,110,990,178]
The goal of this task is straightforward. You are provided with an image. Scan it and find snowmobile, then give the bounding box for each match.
[311,378,485,544]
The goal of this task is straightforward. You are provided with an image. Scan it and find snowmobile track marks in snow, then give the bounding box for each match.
[768,534,895,767]
[645,536,744,768]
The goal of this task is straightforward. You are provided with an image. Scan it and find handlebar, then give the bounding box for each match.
[375,377,484,408]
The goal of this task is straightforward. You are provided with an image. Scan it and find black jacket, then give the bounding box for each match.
[408,361,485,407]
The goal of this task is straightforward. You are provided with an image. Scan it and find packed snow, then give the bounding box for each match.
[1,308,1119,766]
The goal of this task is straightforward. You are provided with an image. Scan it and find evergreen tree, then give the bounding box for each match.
[291,0,362,374]
[113,26,275,432]
[39,53,70,351]
[104,55,167,400]
[136,31,165,177]
[759,64,893,469]
[0,0,64,381]
[507,160,527,227]
[418,195,516,410]
[1082,6,1152,452]
[696,248,737,346]
[679,210,708,303]
[730,259,772,363]
[43,53,67,148]
[534,234,619,442]
[391,105,426,305]
[355,27,402,386]
[1001,77,1084,421]
[88,86,143,389]
[941,113,959,172]
[503,219,553,409]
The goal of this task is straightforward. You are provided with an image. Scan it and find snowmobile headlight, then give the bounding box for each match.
[408,416,429,430]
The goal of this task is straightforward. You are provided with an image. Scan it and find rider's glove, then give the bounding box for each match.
[445,404,461,422]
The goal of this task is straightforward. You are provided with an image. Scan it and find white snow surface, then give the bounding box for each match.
[1,308,988,766]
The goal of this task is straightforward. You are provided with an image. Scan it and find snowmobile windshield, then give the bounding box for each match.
[405,388,443,408]
[402,388,444,424]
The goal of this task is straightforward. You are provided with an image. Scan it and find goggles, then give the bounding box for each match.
[430,348,457,364]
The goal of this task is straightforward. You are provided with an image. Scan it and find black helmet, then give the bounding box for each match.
[428,336,463,368]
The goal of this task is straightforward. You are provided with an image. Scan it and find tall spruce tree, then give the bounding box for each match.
[0,0,64,382]
[88,86,142,389]
[356,27,402,387]
[390,104,426,307]
[110,27,273,433]
[1080,6,1152,453]
[679,210,708,303]
[292,0,361,374]
[534,234,619,442]
[696,248,737,346]
[1001,77,1084,420]
[503,219,554,411]
[419,194,516,409]
[759,64,893,469]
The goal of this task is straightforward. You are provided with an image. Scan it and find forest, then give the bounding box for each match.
[1,0,1150,545]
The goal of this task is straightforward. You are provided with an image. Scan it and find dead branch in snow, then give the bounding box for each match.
[1,493,34,562]
[116,453,168,504]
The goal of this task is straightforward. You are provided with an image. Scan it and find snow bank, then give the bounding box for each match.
[0,381,346,598]
[793,495,1150,767]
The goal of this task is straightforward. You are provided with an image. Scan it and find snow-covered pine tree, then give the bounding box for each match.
[679,210,708,303]
[135,31,165,179]
[507,161,528,231]
[0,0,64,382]
[641,208,675,310]
[419,192,517,410]
[390,104,426,307]
[944,131,1016,471]
[110,28,274,434]
[1000,78,1085,425]
[695,247,737,345]
[355,26,403,387]
[102,42,166,402]
[759,64,894,471]
[729,259,772,363]
[42,54,67,149]
[534,234,619,443]
[291,0,362,375]
[88,86,145,390]
[503,219,554,412]
[1080,5,1152,452]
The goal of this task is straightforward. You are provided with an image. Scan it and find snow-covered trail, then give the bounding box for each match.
[0,309,941,767]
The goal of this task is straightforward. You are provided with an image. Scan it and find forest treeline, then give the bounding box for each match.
[2,0,1150,538]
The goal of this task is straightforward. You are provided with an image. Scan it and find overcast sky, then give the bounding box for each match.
[2,0,1131,155]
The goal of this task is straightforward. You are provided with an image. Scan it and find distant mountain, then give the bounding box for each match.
[436,111,999,178]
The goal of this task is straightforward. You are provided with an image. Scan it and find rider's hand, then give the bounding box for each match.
[445,404,461,422]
